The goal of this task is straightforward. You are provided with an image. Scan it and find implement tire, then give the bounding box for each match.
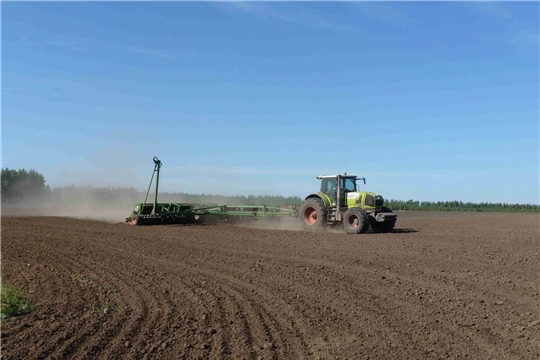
[300,198,328,231]
[127,213,142,226]
[343,208,369,234]
[132,214,142,226]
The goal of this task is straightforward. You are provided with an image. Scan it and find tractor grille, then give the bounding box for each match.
[365,194,375,206]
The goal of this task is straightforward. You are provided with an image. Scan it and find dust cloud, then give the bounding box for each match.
[232,217,351,233]
[227,216,304,232]
[1,187,305,231]
[1,186,139,223]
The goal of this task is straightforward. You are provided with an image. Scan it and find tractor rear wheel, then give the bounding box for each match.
[300,198,328,231]
[342,208,369,234]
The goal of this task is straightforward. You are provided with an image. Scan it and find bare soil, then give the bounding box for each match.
[1,211,539,359]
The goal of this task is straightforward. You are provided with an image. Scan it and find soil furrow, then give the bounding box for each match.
[1,213,539,359]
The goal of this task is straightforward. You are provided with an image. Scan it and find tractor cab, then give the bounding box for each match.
[318,174,365,207]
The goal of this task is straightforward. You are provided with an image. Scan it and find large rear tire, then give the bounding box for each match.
[299,198,328,231]
[342,208,369,234]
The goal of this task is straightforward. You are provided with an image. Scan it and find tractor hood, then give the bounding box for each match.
[305,191,384,209]
[346,191,384,209]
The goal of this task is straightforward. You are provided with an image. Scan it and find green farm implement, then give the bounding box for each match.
[126,157,297,225]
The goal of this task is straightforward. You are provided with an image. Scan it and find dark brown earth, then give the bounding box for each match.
[1,211,539,359]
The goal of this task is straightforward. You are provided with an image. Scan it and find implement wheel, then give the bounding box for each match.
[343,208,369,234]
[299,198,328,231]
[128,213,142,226]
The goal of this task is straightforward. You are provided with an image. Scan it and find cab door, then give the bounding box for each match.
[340,177,357,207]
[320,178,337,206]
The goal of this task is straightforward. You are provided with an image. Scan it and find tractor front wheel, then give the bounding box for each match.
[342,208,369,234]
[370,207,396,233]
[299,198,328,231]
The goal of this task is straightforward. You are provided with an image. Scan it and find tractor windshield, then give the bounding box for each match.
[341,177,357,192]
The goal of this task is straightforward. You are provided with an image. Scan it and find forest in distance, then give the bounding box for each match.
[1,168,539,213]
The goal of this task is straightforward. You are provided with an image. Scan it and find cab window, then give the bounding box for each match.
[320,178,337,194]
[341,178,356,192]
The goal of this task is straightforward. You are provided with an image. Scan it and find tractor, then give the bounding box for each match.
[300,174,397,234]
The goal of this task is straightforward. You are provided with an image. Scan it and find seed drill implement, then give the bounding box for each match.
[125,157,298,225]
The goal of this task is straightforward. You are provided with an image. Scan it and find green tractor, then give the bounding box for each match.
[300,174,397,234]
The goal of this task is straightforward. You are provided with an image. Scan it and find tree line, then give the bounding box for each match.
[1,168,51,203]
[384,199,539,213]
[2,168,539,212]
[0,168,301,208]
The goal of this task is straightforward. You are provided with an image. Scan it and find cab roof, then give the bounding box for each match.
[316,174,358,179]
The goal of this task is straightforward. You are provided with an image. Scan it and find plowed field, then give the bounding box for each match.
[1,212,539,359]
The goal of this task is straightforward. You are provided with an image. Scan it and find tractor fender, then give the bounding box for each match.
[304,192,332,208]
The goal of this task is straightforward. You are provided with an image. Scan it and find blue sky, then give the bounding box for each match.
[2,2,539,203]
